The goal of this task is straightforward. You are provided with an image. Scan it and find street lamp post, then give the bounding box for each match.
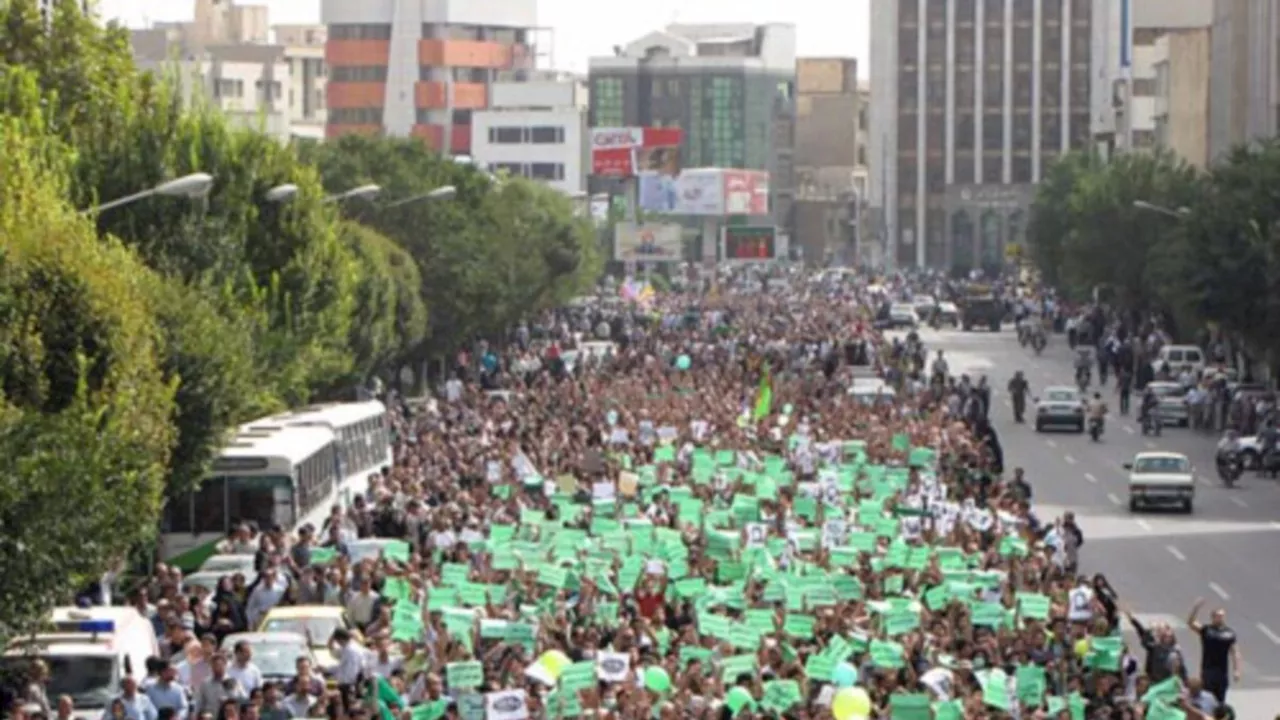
[382,185,457,209]
[1132,200,1191,219]
[324,184,382,204]
[84,173,215,214]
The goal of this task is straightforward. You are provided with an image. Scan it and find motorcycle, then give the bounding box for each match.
[1076,366,1091,392]
[1217,452,1243,487]
[1089,417,1104,442]
[1018,322,1030,347]
[1031,332,1046,355]
[1140,412,1162,437]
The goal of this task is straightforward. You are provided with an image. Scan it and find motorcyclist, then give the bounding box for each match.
[1217,429,1243,482]
[1139,386,1160,427]
[1088,392,1108,434]
[1074,348,1092,388]
[1008,371,1031,423]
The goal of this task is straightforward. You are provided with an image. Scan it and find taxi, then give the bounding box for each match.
[257,606,359,672]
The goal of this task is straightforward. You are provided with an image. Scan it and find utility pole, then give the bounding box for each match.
[880,134,894,272]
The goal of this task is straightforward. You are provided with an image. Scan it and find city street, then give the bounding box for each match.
[921,326,1280,713]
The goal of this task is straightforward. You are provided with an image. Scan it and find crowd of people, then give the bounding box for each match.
[4,269,1245,720]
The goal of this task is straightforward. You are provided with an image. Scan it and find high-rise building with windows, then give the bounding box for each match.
[320,0,544,154]
[587,24,797,232]
[869,0,1094,271]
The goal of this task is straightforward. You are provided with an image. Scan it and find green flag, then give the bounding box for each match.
[753,365,773,420]
[370,676,402,720]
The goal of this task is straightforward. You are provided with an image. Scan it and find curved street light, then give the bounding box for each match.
[1132,200,1191,219]
[264,183,300,203]
[85,172,215,214]
[324,184,382,204]
[382,185,457,209]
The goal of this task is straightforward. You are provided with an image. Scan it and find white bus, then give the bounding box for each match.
[161,401,394,570]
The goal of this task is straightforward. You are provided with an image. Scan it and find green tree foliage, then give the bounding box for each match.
[302,135,600,363]
[1030,141,1280,358]
[0,118,176,639]
[341,221,428,383]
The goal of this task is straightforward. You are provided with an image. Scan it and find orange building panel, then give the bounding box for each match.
[450,125,471,154]
[326,124,382,139]
[327,82,386,109]
[411,124,444,151]
[418,39,512,69]
[326,39,390,66]
[414,82,487,109]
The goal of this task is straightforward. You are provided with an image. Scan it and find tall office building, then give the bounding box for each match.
[320,0,542,153]
[1208,0,1280,161]
[869,0,1093,271]
[587,24,797,232]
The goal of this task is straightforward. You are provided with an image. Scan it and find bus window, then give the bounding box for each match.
[227,476,290,530]
[193,477,228,534]
[163,492,194,533]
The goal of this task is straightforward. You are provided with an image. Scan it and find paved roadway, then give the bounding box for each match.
[918,326,1280,714]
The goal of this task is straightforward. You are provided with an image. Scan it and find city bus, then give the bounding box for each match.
[160,401,393,570]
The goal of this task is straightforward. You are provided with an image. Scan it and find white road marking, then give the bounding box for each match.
[1257,623,1280,645]
[1270,521,1280,530]
[1136,519,1152,531]
[1231,497,1248,507]
[1046,439,1058,448]
[1208,582,1231,600]
[1123,425,1136,434]
[1084,472,1097,484]
[1166,545,1186,561]
[1107,493,1122,505]
[1064,455,1077,465]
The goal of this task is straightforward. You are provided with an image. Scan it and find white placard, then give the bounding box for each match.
[596,652,631,682]
[485,689,528,720]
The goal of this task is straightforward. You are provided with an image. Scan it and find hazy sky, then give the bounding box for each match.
[100,0,870,73]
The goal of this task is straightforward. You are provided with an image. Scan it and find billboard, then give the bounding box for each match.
[637,168,771,216]
[721,225,777,261]
[590,127,683,177]
[614,222,683,263]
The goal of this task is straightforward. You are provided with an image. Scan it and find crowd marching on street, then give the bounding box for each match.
[2,268,1256,720]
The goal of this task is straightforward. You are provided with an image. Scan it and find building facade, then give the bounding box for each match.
[1089,0,1211,154]
[587,23,797,233]
[276,25,329,141]
[793,58,868,266]
[870,0,1094,272]
[1208,0,1280,160]
[1151,28,1210,167]
[320,0,541,154]
[470,76,589,196]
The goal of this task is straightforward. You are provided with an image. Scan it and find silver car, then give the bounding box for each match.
[1146,382,1189,427]
[1034,386,1085,433]
[219,632,315,681]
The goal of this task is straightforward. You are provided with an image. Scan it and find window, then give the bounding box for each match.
[926,113,945,154]
[1132,129,1157,148]
[1013,155,1032,183]
[957,27,976,65]
[193,477,227,534]
[1069,111,1090,148]
[956,152,975,183]
[956,113,975,151]
[1134,28,1163,46]
[330,66,387,83]
[898,160,918,193]
[926,69,946,106]
[452,109,472,125]
[899,114,918,150]
[329,24,391,40]
[1014,70,1032,106]
[983,0,1002,23]
[1072,0,1091,23]
[955,68,975,108]
[899,68,918,106]
[1042,66,1062,107]
[1132,78,1157,97]
[530,126,564,144]
[164,493,193,533]
[901,0,919,24]
[667,78,680,96]
[1043,112,1062,146]
[984,25,1003,65]
[490,126,525,143]
[983,156,1002,183]
[493,162,525,176]
[529,163,565,181]
[957,0,975,23]
[982,112,1003,150]
[899,27,919,66]
[1013,26,1033,64]
[1013,0,1033,22]
[983,69,1003,106]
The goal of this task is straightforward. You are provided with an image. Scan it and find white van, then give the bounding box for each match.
[1151,344,1205,377]
[2,607,159,717]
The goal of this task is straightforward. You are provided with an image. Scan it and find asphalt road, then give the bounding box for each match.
[918,326,1280,712]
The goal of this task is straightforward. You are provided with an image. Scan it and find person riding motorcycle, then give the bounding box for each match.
[1008,371,1031,423]
[1088,393,1108,423]
[1217,429,1244,483]
[1074,349,1092,388]
[1138,386,1160,426]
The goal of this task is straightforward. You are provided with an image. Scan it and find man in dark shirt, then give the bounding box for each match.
[1188,598,1242,703]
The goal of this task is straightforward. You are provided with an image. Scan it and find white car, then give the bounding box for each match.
[1237,435,1262,468]
[888,303,919,328]
[1125,451,1195,513]
[1034,386,1086,433]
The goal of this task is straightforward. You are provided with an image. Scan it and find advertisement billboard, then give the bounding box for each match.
[637,168,771,216]
[721,225,777,261]
[614,222,683,263]
[590,127,683,177]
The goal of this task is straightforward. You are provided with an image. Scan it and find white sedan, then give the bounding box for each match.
[1125,452,1195,513]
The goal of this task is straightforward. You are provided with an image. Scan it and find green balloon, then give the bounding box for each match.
[644,666,671,693]
[675,354,691,370]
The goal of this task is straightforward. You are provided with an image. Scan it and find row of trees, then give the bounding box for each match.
[1027,141,1280,362]
[0,1,599,640]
